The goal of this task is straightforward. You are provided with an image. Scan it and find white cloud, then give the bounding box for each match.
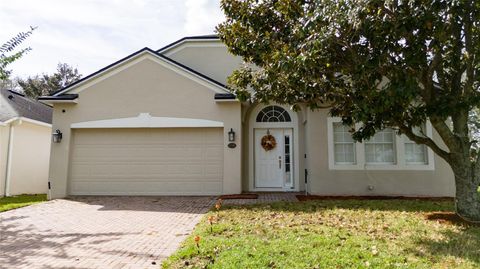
[0,0,224,78]
[184,0,224,35]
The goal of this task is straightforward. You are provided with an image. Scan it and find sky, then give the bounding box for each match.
[0,0,225,78]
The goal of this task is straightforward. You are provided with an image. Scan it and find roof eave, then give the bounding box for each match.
[157,35,220,53]
[1,116,52,127]
[38,94,79,105]
[39,99,78,105]
[214,93,238,102]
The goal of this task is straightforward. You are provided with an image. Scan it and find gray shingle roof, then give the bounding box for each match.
[0,89,52,124]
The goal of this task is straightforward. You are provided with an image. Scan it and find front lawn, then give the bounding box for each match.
[0,194,47,212]
[163,199,480,269]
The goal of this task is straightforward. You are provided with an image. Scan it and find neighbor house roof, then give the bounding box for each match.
[0,89,53,124]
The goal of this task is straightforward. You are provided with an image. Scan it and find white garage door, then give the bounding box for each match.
[69,128,224,195]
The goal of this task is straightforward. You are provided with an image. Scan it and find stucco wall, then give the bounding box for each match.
[305,109,455,197]
[0,125,8,196]
[242,104,454,197]
[0,121,51,196]
[48,54,242,198]
[164,41,243,85]
[8,121,51,195]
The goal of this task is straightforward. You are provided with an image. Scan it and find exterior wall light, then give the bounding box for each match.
[52,129,63,143]
[228,128,235,142]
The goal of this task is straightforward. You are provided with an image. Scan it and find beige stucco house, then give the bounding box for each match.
[1,89,52,196]
[39,35,455,199]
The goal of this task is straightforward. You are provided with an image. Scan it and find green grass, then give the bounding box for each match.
[0,194,47,212]
[163,200,480,269]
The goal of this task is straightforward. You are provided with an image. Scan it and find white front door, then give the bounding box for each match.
[254,128,293,189]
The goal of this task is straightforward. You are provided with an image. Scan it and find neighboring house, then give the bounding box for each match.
[39,35,455,199]
[0,89,52,196]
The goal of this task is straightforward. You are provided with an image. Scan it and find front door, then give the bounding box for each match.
[254,128,293,189]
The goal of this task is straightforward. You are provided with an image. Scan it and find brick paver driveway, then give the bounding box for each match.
[0,196,214,269]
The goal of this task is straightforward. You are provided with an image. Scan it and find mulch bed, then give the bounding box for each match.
[296,194,454,202]
[218,194,259,200]
[425,212,480,226]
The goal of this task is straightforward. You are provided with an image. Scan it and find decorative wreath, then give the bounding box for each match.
[261,134,277,151]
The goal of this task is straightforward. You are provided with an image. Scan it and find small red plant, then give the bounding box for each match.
[208,215,215,232]
[215,199,222,218]
[194,235,201,254]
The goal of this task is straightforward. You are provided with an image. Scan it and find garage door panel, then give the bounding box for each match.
[205,146,223,159]
[70,181,223,195]
[73,128,222,143]
[205,164,223,175]
[72,146,213,161]
[70,176,223,182]
[69,128,224,195]
[71,163,223,178]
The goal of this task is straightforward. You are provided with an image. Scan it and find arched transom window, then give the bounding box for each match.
[256,106,292,122]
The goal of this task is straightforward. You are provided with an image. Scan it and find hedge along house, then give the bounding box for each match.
[40,35,455,199]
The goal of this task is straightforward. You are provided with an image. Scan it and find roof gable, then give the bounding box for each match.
[50,47,229,97]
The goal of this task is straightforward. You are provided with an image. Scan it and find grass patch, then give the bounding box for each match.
[163,200,480,269]
[0,194,47,212]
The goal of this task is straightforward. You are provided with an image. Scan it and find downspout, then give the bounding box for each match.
[4,120,16,197]
[303,107,309,196]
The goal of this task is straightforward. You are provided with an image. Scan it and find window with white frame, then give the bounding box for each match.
[404,126,428,164]
[365,128,396,164]
[256,105,291,122]
[333,123,356,164]
[327,118,434,170]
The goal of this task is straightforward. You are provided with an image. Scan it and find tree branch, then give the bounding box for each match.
[475,149,480,183]
[462,0,474,96]
[429,116,460,152]
[450,8,464,97]
[420,52,442,103]
[398,124,451,163]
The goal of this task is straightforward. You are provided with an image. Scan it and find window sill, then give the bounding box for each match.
[329,163,435,171]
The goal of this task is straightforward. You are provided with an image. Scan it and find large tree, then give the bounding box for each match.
[17,63,82,98]
[0,27,36,81]
[217,0,480,221]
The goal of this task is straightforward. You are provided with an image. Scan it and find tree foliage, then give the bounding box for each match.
[17,63,82,98]
[0,78,17,90]
[218,0,480,220]
[0,27,36,81]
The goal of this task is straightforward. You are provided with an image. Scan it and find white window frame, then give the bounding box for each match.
[364,128,397,165]
[327,117,435,170]
[332,122,357,165]
[327,118,364,170]
[402,124,433,167]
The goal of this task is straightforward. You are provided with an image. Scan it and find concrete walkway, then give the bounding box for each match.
[221,192,299,205]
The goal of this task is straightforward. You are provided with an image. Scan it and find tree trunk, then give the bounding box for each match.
[453,167,480,222]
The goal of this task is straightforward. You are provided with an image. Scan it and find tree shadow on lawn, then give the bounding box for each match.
[221,200,480,266]
[411,228,480,266]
